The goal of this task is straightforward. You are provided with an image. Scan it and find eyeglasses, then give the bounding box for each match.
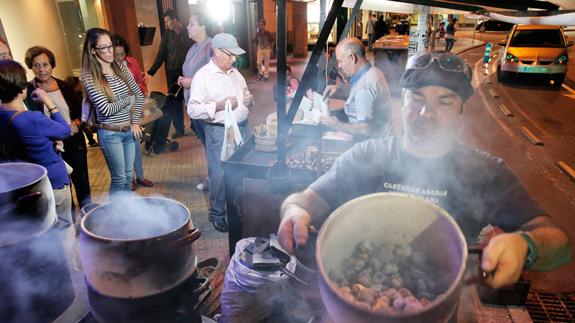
[0,51,11,59]
[406,52,472,80]
[32,62,51,69]
[95,44,114,53]
[219,48,236,58]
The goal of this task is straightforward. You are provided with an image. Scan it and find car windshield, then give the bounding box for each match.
[510,29,564,48]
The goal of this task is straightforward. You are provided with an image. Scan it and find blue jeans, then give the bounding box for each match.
[204,125,226,219]
[204,123,247,219]
[98,129,135,195]
[192,119,206,147]
[134,139,144,180]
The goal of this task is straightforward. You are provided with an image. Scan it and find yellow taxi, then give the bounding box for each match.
[497,24,573,87]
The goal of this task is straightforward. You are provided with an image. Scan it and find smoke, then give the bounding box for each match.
[0,226,74,323]
[83,194,189,240]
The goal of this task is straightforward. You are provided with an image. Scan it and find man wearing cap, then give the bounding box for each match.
[255,19,273,81]
[188,33,254,232]
[322,37,392,140]
[277,51,571,289]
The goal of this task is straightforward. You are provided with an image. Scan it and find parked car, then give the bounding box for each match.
[476,20,514,33]
[497,24,573,87]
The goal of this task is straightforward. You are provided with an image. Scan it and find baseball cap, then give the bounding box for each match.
[212,33,246,56]
[400,51,474,102]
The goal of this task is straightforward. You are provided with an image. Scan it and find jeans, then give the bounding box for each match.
[204,123,247,219]
[205,125,226,219]
[445,38,455,52]
[166,68,185,133]
[98,129,136,195]
[192,119,206,147]
[134,139,144,180]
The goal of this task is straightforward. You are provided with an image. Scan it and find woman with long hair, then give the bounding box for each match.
[80,28,144,196]
[112,34,154,190]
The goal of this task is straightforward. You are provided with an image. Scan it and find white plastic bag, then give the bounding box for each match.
[220,99,243,161]
[220,237,295,323]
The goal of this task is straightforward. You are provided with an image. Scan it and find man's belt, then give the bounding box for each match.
[97,124,131,132]
[206,120,248,128]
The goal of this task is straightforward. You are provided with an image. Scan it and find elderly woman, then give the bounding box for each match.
[0,60,74,232]
[25,46,92,208]
[80,28,144,196]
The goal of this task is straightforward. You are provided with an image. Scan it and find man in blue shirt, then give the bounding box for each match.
[322,37,392,140]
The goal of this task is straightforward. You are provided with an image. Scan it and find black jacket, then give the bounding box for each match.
[26,78,86,152]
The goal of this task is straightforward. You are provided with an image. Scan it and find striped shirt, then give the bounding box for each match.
[81,63,144,125]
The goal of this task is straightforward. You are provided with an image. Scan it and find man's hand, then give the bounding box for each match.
[243,89,254,107]
[131,124,142,141]
[277,205,312,254]
[216,96,238,111]
[481,233,529,289]
[178,76,192,89]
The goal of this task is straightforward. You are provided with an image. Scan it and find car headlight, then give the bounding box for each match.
[505,53,519,62]
[555,53,569,64]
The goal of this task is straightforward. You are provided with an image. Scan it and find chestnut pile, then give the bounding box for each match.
[286,152,337,174]
[329,241,446,315]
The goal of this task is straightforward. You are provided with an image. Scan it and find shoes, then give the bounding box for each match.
[209,216,228,233]
[264,77,269,82]
[196,179,209,191]
[136,178,154,187]
[131,180,137,191]
[257,74,263,81]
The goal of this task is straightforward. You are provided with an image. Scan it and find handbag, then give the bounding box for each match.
[220,99,243,161]
[81,95,97,129]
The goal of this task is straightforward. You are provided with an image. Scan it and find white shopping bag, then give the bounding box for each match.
[221,99,244,161]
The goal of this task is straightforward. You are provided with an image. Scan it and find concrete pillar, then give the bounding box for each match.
[408,5,430,57]
[292,2,308,57]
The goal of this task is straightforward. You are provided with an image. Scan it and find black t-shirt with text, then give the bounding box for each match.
[310,137,543,243]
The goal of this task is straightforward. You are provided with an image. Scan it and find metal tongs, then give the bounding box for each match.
[241,235,309,286]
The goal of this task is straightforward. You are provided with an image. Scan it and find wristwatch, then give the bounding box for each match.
[517,231,538,270]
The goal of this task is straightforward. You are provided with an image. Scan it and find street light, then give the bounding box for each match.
[206,0,231,24]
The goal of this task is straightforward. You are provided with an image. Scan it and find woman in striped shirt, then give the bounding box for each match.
[81,28,144,195]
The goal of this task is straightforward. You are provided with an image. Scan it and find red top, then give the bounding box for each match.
[125,56,147,95]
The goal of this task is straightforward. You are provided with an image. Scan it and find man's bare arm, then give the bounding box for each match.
[519,215,572,272]
[278,188,330,253]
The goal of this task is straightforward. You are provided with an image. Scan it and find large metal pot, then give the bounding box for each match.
[0,162,57,246]
[316,193,467,323]
[80,197,201,298]
[0,162,74,322]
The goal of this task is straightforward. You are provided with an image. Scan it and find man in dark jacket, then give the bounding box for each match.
[146,9,193,142]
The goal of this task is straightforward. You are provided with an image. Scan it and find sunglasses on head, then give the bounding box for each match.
[406,52,472,80]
